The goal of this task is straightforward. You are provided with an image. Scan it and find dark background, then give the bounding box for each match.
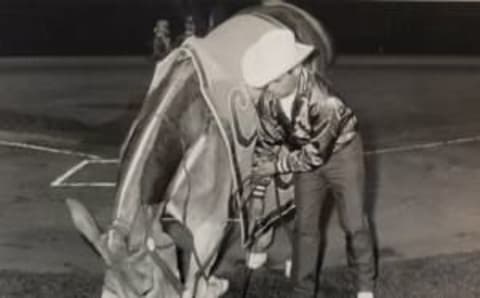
[1,0,480,56]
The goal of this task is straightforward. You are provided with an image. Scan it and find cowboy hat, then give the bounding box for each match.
[242,29,314,88]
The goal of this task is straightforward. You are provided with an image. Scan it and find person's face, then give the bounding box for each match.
[266,67,300,98]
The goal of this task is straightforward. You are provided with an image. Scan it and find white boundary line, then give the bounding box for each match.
[364,135,480,156]
[49,134,480,188]
[50,158,119,188]
[87,159,120,164]
[0,140,101,159]
[55,182,117,188]
[51,159,89,187]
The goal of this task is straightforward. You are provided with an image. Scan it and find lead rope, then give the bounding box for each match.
[236,175,256,298]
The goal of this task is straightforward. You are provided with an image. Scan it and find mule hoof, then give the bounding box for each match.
[246,252,267,269]
[210,277,229,295]
[285,259,292,278]
[182,289,193,298]
[101,287,117,298]
[184,276,229,298]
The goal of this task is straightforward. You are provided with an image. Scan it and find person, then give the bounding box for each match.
[152,19,171,61]
[241,29,377,298]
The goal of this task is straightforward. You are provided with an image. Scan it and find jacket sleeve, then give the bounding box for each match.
[276,91,357,174]
[250,105,282,201]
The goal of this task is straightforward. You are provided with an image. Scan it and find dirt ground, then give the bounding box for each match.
[1,56,480,297]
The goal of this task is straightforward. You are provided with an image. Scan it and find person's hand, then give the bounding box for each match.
[252,161,276,177]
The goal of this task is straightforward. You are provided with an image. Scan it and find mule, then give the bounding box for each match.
[66,3,333,298]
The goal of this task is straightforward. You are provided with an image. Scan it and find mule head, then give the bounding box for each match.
[66,198,183,298]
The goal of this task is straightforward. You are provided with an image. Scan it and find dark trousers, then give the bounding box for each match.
[291,135,376,297]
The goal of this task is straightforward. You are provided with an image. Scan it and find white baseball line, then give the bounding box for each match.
[0,140,101,159]
[86,159,120,164]
[0,140,114,187]
[50,158,119,188]
[50,159,90,187]
[4,134,477,189]
[51,134,480,188]
[55,182,117,187]
[364,135,480,156]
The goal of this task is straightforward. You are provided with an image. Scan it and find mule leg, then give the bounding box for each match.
[182,221,229,298]
[101,288,117,298]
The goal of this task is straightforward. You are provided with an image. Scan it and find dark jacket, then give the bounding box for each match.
[251,68,358,198]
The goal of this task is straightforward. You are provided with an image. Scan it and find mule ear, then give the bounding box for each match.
[65,198,110,261]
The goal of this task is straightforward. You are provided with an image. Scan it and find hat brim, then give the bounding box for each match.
[252,42,314,88]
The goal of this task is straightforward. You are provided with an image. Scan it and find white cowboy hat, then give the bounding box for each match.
[242,29,314,88]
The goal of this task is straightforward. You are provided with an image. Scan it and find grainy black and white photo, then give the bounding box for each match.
[1,0,480,297]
